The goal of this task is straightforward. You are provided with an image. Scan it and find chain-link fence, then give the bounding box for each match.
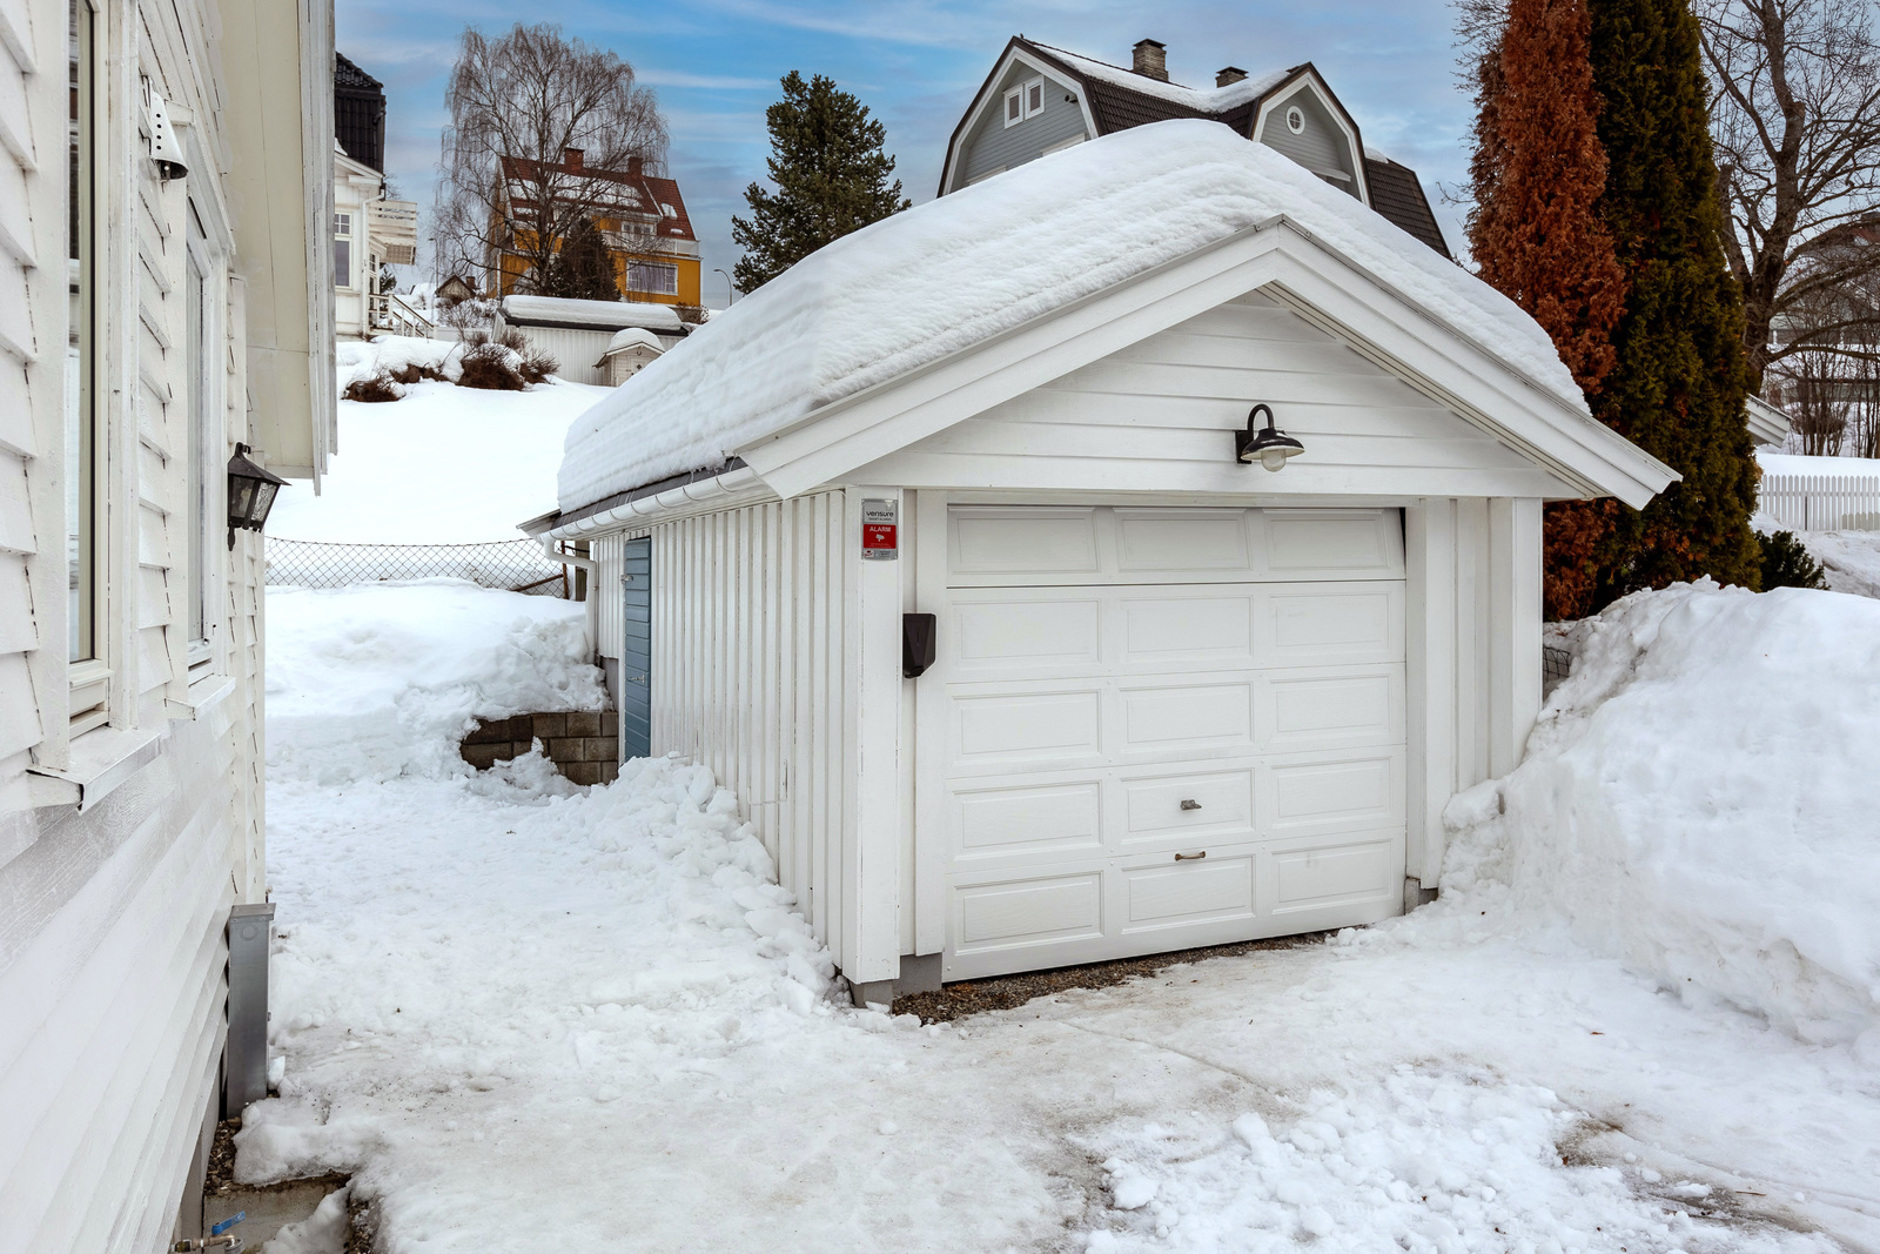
[266,536,570,597]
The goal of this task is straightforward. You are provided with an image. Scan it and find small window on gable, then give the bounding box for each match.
[1004,86,1023,127]
[1026,79,1045,116]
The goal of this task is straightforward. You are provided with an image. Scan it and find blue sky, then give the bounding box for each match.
[337,0,1475,305]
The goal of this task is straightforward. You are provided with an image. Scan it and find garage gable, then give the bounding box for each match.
[847,292,1569,501]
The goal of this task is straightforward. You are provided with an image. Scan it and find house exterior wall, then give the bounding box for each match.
[959,59,1088,185]
[0,0,327,1244]
[1255,85,1360,196]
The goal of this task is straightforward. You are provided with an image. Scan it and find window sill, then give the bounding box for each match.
[168,673,236,721]
[27,724,167,812]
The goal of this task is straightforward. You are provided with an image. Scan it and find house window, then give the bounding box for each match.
[627,260,678,296]
[1004,76,1047,128]
[333,212,353,289]
[67,0,96,666]
[185,222,214,658]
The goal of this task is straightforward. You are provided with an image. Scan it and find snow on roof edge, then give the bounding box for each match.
[503,295,683,331]
[556,122,1596,516]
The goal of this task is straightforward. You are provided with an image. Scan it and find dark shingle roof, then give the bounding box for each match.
[335,52,381,92]
[1362,156,1452,259]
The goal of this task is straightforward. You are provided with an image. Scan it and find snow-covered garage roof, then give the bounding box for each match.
[558,121,1664,515]
[503,295,684,333]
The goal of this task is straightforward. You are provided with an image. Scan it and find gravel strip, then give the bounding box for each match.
[893,931,1334,1024]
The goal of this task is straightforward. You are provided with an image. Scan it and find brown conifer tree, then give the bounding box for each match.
[1467,0,1628,619]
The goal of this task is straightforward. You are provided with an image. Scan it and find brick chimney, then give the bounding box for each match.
[563,147,583,170]
[1216,66,1247,87]
[1132,39,1168,81]
[627,155,644,176]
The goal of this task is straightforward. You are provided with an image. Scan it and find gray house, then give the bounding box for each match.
[939,36,1452,259]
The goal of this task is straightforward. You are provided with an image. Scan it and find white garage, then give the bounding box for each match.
[527,122,1675,1002]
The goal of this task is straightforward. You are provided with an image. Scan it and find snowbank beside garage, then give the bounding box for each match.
[266,582,606,782]
[1442,581,1880,1050]
[558,119,1590,511]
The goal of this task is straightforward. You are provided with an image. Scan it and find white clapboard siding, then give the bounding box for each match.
[851,292,1565,501]
[1758,473,1880,532]
[631,494,857,971]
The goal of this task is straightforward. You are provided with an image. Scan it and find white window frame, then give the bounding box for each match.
[184,211,223,672]
[1025,77,1045,118]
[1003,85,1023,127]
[333,211,354,290]
[68,0,110,732]
[626,259,679,297]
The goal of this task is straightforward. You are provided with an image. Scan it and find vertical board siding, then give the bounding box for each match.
[647,493,853,971]
[1758,473,1880,532]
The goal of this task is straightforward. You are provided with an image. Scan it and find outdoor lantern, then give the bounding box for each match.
[226,442,288,548]
[1236,403,1305,472]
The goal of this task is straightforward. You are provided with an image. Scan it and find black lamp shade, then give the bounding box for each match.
[227,443,288,545]
[1235,404,1305,472]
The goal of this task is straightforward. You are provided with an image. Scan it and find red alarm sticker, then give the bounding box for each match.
[861,499,898,560]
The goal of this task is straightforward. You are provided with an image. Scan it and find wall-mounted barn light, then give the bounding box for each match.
[1236,404,1305,472]
[227,443,288,548]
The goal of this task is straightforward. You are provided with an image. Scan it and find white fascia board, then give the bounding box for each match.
[942,48,1097,194]
[1255,70,1369,204]
[737,219,1673,507]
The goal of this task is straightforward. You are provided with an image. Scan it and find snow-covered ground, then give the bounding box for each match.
[266,340,610,544]
[247,581,1880,1252]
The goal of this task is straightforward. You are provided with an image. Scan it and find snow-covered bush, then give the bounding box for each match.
[457,328,556,390]
[342,370,406,403]
[1444,580,1880,1051]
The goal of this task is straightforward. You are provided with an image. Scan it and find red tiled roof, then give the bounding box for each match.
[499,154,695,243]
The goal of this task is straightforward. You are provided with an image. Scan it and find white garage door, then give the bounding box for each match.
[937,506,1407,980]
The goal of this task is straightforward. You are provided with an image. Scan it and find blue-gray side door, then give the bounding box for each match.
[621,537,652,760]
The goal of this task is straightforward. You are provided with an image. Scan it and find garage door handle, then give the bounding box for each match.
[1179,799,1202,811]
[1175,850,1206,861]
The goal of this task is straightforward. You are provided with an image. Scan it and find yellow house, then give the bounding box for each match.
[495,148,702,306]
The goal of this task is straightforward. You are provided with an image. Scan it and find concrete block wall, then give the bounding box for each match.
[460,711,620,784]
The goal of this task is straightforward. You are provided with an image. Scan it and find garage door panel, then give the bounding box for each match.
[1114,508,1252,572]
[1121,681,1255,753]
[1259,583,1404,668]
[951,506,1099,577]
[1120,767,1254,844]
[954,689,1101,765]
[1120,852,1257,932]
[1269,833,1402,918]
[1260,749,1405,835]
[953,869,1105,954]
[1118,592,1255,666]
[954,780,1104,860]
[952,594,1103,673]
[1262,509,1403,577]
[1260,667,1404,753]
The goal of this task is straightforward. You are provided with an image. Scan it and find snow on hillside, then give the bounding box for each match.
[248,580,1880,1250]
[268,344,610,544]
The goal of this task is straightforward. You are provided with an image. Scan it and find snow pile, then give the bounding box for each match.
[266,582,604,782]
[336,335,465,392]
[1756,450,1880,477]
[502,294,683,332]
[1793,530,1880,598]
[1443,581,1880,1049]
[266,373,609,544]
[242,755,838,1189]
[265,1187,349,1254]
[559,120,1588,510]
[603,325,665,355]
[1080,1069,1831,1252]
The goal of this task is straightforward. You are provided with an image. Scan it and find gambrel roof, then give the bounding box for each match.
[939,36,1453,259]
[553,123,1671,524]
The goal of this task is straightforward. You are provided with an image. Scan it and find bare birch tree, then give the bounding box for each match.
[1697,0,1880,388]
[436,24,669,297]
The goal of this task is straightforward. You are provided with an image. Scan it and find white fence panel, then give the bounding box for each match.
[1759,474,1880,531]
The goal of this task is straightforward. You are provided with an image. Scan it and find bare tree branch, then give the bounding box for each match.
[435,24,669,297]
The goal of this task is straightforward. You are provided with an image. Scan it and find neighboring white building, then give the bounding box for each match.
[1,0,332,1245]
[333,145,421,339]
[528,123,1674,1005]
[498,295,689,385]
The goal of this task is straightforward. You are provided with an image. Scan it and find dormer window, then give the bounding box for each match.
[1287,105,1305,134]
[1004,76,1046,127]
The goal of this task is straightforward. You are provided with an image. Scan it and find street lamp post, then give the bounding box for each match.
[713,267,736,308]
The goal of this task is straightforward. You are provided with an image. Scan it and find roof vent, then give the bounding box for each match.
[1132,39,1168,82]
[1216,66,1248,87]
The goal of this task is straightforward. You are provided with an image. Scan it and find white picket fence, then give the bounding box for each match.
[1759,473,1880,531]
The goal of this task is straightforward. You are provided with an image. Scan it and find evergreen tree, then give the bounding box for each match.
[1588,0,1761,599]
[1466,0,1629,619]
[731,72,910,292]
[542,216,618,302]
